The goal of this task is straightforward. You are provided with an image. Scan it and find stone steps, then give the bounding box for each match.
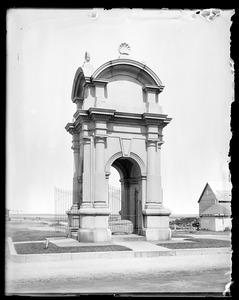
[71,232,146,242]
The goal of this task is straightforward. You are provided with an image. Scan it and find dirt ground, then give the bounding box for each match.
[5,252,231,294]
[5,220,232,295]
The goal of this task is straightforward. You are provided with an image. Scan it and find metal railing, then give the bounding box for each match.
[54,187,72,231]
[54,185,142,235]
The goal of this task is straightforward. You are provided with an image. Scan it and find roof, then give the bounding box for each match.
[208,181,232,201]
[198,181,232,203]
[201,203,231,216]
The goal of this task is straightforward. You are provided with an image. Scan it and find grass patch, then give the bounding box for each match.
[172,230,231,236]
[171,234,190,238]
[158,238,231,249]
[171,230,231,239]
[14,242,132,254]
[9,228,66,242]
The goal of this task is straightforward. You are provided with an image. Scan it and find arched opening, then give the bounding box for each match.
[108,166,121,215]
[108,156,143,235]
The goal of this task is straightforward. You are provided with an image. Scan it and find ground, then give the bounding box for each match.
[6,253,231,294]
[5,219,232,295]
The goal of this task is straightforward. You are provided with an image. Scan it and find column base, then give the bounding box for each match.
[66,207,80,233]
[78,207,111,243]
[142,206,171,241]
[142,228,171,241]
[78,228,111,243]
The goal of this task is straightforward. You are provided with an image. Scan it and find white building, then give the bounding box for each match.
[198,182,231,231]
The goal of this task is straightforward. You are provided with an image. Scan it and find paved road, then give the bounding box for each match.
[5,253,231,295]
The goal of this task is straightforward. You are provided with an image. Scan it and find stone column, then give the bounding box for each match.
[105,172,111,208]
[120,178,129,221]
[93,136,108,208]
[78,134,111,242]
[145,139,160,207]
[78,109,114,243]
[72,133,81,207]
[142,123,171,241]
[141,175,147,214]
[66,132,81,234]
[157,135,164,205]
[80,136,92,209]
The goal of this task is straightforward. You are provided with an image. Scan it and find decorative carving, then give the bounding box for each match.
[118,43,131,56]
[84,51,90,63]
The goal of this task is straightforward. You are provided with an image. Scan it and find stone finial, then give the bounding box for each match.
[84,51,90,63]
[82,51,94,76]
[118,43,131,56]
[82,51,90,67]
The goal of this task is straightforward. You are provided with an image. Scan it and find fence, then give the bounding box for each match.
[54,185,141,235]
[108,185,121,215]
[54,187,73,231]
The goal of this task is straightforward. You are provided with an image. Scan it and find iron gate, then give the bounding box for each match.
[54,186,142,234]
[54,187,73,231]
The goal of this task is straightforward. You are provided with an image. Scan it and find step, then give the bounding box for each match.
[71,232,146,242]
[111,234,146,242]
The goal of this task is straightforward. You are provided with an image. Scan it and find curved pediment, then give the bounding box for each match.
[92,58,163,88]
[71,58,164,113]
[71,67,86,102]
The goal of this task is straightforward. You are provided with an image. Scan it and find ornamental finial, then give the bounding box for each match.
[84,51,90,63]
[118,43,131,56]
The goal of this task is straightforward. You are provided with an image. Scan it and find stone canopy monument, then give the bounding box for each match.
[66,43,172,242]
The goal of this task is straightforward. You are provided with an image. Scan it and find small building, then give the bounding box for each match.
[198,182,231,231]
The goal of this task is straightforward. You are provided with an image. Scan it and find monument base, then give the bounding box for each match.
[77,207,112,243]
[142,227,171,241]
[66,206,80,237]
[78,228,111,243]
[142,206,171,241]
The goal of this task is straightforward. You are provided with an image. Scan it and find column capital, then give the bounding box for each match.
[105,172,111,179]
[146,139,159,147]
[65,123,78,135]
[72,96,84,105]
[94,135,107,143]
[143,84,164,94]
[82,136,91,145]
[120,177,139,184]
[157,141,164,149]
[91,78,109,87]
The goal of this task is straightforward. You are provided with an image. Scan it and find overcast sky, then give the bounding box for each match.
[7,8,234,214]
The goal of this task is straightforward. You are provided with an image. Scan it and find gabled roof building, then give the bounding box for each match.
[198,182,231,231]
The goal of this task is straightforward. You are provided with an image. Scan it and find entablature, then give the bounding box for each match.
[66,109,171,138]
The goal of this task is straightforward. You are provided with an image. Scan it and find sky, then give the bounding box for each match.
[6,8,234,214]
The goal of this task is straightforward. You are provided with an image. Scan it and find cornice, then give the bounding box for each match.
[89,107,116,122]
[65,122,76,135]
[71,109,172,128]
